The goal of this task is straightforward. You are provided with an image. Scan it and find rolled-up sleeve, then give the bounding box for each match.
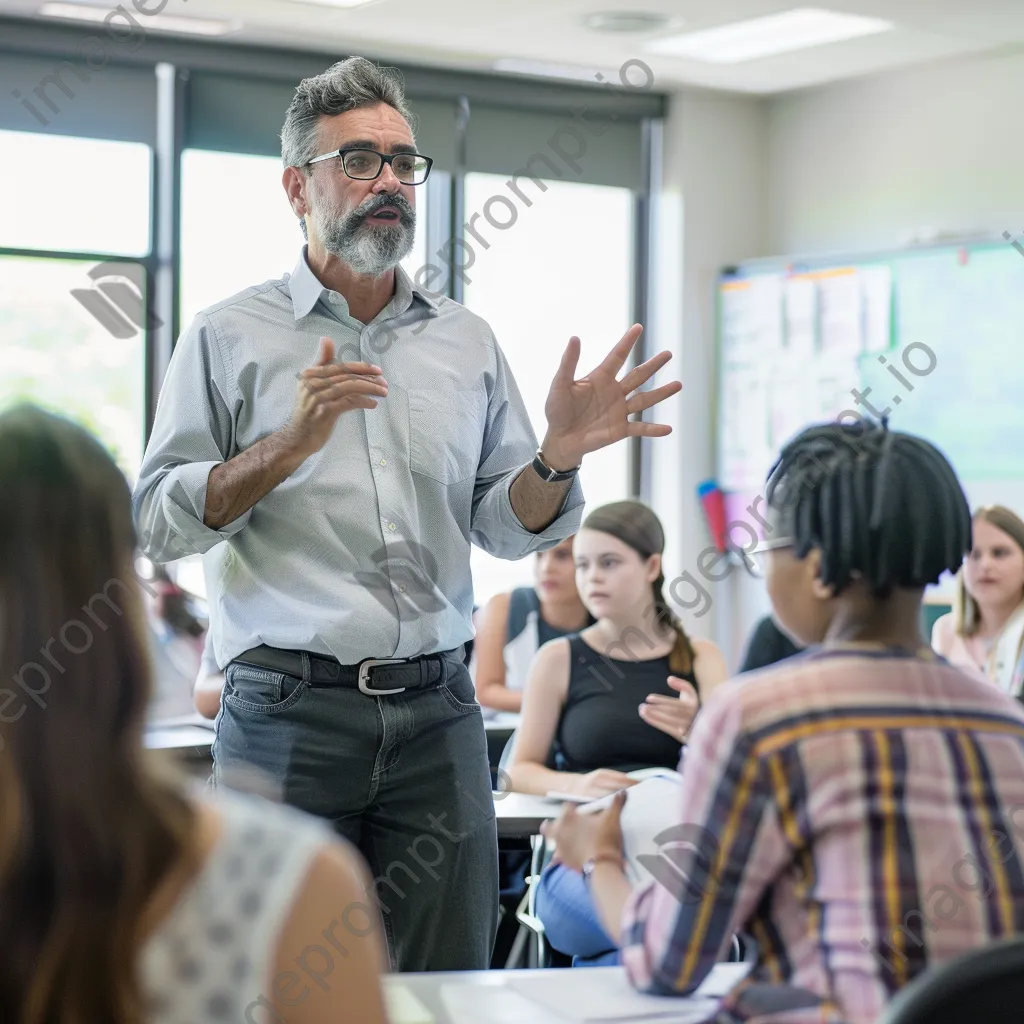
[133,315,250,563]
[469,337,584,559]
[620,692,788,995]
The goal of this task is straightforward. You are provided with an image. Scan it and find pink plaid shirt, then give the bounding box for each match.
[620,647,1024,1023]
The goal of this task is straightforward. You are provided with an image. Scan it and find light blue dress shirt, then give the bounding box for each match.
[133,249,583,667]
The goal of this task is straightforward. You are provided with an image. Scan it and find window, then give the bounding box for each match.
[0,131,152,480]
[179,149,429,327]
[0,130,151,256]
[0,255,147,479]
[462,173,635,604]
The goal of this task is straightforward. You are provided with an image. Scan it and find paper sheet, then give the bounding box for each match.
[860,265,892,353]
[783,275,817,357]
[816,268,863,357]
[505,969,720,1023]
[383,981,436,1024]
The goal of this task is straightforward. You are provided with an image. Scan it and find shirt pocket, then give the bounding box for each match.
[408,388,482,484]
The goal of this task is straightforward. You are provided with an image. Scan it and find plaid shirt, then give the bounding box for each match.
[620,647,1024,1024]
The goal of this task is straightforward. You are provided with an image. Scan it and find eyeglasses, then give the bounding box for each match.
[747,536,795,579]
[305,148,433,185]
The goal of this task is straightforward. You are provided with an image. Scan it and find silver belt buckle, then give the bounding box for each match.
[357,658,407,696]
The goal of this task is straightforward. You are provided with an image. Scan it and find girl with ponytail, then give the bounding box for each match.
[507,500,727,800]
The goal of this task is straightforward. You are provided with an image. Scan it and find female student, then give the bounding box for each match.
[506,500,728,800]
[546,421,1024,1024]
[473,536,592,712]
[931,505,1024,694]
[0,406,388,1024]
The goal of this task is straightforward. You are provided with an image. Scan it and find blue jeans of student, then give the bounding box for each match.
[535,862,621,967]
[212,651,499,973]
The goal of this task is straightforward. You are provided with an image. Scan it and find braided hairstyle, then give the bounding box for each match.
[764,418,971,598]
[580,500,696,677]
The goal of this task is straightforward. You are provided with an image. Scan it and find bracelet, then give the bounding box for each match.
[582,851,625,880]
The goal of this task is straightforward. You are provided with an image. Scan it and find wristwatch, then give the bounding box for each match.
[531,448,581,483]
[582,851,625,881]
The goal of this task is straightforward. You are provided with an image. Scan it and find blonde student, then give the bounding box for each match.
[932,505,1024,694]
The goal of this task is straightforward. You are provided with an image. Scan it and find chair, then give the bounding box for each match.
[878,935,1024,1024]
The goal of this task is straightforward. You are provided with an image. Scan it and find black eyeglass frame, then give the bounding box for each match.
[304,147,433,185]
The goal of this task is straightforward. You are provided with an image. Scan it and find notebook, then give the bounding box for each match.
[504,968,720,1023]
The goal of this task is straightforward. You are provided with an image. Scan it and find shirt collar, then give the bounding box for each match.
[289,247,439,321]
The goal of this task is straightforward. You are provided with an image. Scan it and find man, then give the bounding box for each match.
[133,56,679,972]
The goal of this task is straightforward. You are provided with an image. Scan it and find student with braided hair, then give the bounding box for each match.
[546,420,1024,1024]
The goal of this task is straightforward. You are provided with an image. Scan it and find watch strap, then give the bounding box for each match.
[532,448,581,483]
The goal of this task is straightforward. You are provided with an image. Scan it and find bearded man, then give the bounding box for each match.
[133,56,680,972]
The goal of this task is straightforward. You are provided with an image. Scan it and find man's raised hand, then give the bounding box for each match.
[282,337,388,458]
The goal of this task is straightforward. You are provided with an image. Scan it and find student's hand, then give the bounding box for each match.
[539,324,681,470]
[571,768,638,799]
[542,791,627,872]
[639,675,699,743]
[282,338,389,458]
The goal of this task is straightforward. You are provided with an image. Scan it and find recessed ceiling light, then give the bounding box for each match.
[281,0,378,7]
[645,7,894,64]
[583,11,676,33]
[38,2,240,35]
[492,58,618,83]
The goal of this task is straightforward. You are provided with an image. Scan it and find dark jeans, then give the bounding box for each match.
[212,652,499,972]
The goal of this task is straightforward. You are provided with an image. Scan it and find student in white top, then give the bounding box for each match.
[472,536,593,711]
[931,505,1024,696]
[0,405,388,1024]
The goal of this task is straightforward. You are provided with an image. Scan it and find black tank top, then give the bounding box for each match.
[555,633,700,775]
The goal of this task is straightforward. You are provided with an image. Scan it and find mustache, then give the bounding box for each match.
[353,192,415,228]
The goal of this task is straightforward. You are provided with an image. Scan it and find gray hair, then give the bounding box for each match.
[280,56,415,170]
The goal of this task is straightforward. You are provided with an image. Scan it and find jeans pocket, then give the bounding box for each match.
[438,665,482,715]
[224,663,307,715]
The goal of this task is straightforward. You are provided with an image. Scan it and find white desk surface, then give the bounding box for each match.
[492,791,562,838]
[385,966,723,1024]
[144,719,215,751]
[483,711,520,732]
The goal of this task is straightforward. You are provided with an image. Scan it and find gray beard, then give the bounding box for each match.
[318,200,415,276]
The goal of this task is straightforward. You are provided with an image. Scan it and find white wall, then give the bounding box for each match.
[658,48,1024,668]
[766,50,1024,256]
[648,88,766,660]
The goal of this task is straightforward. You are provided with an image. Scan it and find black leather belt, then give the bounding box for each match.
[234,644,463,695]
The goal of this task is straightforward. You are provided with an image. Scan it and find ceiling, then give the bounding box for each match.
[3,0,1024,94]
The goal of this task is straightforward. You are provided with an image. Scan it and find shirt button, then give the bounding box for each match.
[387,522,397,531]
[328,292,340,304]
[399,584,407,593]
[379,458,387,467]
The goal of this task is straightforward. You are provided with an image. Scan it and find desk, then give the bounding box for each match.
[384,966,723,1024]
[145,723,215,751]
[492,792,561,839]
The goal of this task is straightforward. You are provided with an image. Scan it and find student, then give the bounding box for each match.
[739,613,802,672]
[931,505,1024,693]
[0,406,388,1024]
[193,630,226,719]
[145,566,207,721]
[545,420,1024,1024]
[473,536,593,711]
[507,500,728,799]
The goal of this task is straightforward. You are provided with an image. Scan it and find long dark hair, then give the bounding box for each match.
[0,406,198,1024]
[581,500,696,677]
